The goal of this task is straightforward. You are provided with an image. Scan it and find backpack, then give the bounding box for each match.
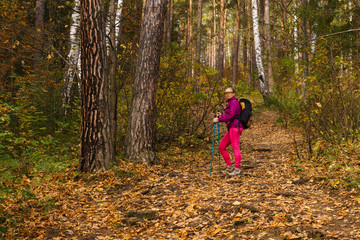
[237,98,253,129]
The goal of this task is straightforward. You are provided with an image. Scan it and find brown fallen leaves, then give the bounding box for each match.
[2,110,360,239]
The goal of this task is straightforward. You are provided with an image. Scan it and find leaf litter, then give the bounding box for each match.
[3,110,360,239]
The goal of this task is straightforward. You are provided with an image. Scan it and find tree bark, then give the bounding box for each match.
[195,0,203,88]
[165,0,173,43]
[280,0,288,56]
[187,0,194,77]
[293,0,299,75]
[218,0,226,80]
[264,0,274,92]
[34,0,46,66]
[251,0,269,98]
[232,0,241,85]
[79,0,113,172]
[243,0,250,83]
[125,0,167,164]
[108,0,119,155]
[211,0,217,68]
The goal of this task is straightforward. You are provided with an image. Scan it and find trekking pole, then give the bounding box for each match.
[210,113,216,177]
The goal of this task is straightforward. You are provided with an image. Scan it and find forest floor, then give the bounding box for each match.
[4,110,360,239]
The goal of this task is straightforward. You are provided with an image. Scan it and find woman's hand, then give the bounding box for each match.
[213,118,219,123]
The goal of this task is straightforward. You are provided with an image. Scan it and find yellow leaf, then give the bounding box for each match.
[212,228,221,236]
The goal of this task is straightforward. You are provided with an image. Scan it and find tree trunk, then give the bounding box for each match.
[115,0,123,48]
[301,0,309,79]
[62,0,81,115]
[243,0,250,83]
[195,0,203,88]
[251,0,269,98]
[108,0,119,155]
[34,0,46,66]
[165,0,173,43]
[125,0,167,164]
[264,0,274,92]
[280,0,288,56]
[187,0,194,77]
[293,0,299,75]
[232,0,241,85]
[212,0,217,69]
[218,0,226,80]
[79,0,113,172]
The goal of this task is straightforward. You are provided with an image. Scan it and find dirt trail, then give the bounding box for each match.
[36,110,360,239]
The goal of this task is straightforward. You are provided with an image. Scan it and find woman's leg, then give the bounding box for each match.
[229,128,242,168]
[218,131,232,166]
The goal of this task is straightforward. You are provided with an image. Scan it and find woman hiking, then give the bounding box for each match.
[213,87,242,176]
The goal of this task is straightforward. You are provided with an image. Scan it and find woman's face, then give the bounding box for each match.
[225,88,235,100]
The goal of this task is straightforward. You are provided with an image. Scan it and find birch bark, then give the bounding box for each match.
[62,0,81,114]
[251,0,269,98]
[293,0,299,75]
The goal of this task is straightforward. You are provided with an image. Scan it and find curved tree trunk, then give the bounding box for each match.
[79,0,113,172]
[125,0,167,164]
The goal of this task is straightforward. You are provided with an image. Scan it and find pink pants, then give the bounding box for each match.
[218,127,242,169]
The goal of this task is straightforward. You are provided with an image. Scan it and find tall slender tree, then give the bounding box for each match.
[232,0,241,85]
[195,0,203,88]
[251,0,269,98]
[218,0,226,80]
[79,0,113,172]
[211,0,217,68]
[62,0,81,115]
[264,0,274,92]
[34,0,46,66]
[125,0,167,164]
[293,0,299,75]
[107,0,119,155]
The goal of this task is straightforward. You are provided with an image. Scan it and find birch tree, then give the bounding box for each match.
[62,0,81,114]
[79,0,113,172]
[125,0,167,164]
[251,0,269,98]
[293,1,299,75]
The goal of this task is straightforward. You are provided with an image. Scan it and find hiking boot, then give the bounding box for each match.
[228,168,241,176]
[223,165,234,173]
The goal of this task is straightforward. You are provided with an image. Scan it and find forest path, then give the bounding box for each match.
[34,111,360,239]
